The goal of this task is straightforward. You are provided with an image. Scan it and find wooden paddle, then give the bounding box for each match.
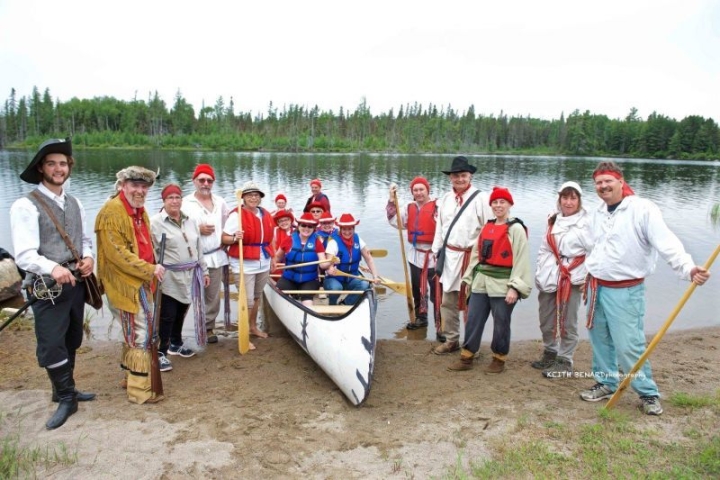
[392,189,415,324]
[604,243,719,410]
[275,255,339,271]
[235,190,250,354]
[330,269,407,295]
[368,249,387,258]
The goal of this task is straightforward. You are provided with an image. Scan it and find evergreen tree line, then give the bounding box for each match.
[1,87,718,160]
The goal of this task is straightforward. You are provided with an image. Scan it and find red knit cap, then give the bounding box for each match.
[310,178,322,188]
[489,186,514,206]
[410,176,430,193]
[192,164,215,180]
[161,184,182,200]
[275,193,287,203]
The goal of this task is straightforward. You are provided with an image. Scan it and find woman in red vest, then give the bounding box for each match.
[222,182,276,340]
[448,187,532,374]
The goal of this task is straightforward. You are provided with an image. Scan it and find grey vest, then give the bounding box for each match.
[27,191,83,265]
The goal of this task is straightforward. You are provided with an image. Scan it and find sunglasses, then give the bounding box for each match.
[197,178,214,184]
[298,223,315,228]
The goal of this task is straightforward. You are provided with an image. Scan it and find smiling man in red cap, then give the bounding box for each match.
[183,164,230,344]
[387,176,443,340]
[303,178,331,215]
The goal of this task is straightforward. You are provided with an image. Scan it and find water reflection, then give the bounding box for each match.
[1,150,718,345]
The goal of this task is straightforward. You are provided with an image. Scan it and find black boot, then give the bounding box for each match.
[45,363,78,430]
[52,352,96,403]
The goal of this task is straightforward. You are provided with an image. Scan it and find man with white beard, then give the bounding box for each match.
[95,166,166,404]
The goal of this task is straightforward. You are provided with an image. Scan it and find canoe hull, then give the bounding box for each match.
[263,282,376,406]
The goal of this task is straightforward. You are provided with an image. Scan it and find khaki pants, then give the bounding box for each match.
[440,290,464,344]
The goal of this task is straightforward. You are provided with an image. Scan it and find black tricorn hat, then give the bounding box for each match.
[21,137,72,184]
[441,155,477,175]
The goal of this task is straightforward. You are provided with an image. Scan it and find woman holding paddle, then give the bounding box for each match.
[222,182,276,341]
[274,212,333,307]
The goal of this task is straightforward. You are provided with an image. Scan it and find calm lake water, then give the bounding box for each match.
[1,150,719,346]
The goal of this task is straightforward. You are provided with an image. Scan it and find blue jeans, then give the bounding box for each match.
[323,277,369,305]
[588,283,659,397]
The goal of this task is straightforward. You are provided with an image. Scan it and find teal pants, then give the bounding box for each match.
[588,283,659,397]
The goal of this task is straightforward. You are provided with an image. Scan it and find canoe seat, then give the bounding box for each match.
[310,305,353,316]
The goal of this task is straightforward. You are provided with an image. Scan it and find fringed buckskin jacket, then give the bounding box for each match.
[95,195,156,313]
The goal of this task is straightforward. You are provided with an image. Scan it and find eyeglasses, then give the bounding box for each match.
[298,224,315,229]
[310,209,323,213]
[244,193,261,198]
[196,178,214,184]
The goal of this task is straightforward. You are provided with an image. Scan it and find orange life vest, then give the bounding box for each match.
[477,218,527,268]
[227,206,276,260]
[406,200,436,245]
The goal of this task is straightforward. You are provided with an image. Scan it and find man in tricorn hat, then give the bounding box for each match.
[431,156,492,355]
[10,138,97,429]
[95,165,166,404]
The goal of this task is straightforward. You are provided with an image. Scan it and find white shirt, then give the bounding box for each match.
[10,183,94,275]
[325,235,367,257]
[586,195,694,281]
[387,198,437,269]
[182,192,229,268]
[431,186,493,292]
[535,209,591,292]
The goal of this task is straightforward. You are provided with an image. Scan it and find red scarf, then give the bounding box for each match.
[119,191,154,264]
[545,218,585,337]
[454,185,471,206]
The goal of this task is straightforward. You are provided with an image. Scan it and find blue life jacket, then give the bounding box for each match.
[328,232,361,284]
[316,230,332,248]
[282,232,320,283]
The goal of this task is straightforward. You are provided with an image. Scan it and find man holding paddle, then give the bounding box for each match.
[581,161,710,415]
[10,138,96,429]
[96,166,166,404]
[387,177,442,339]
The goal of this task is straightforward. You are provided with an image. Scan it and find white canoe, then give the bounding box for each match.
[263,281,377,406]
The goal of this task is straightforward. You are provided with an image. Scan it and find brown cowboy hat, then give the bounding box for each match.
[441,155,477,175]
[21,138,72,184]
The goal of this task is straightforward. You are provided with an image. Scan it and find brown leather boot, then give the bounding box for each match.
[485,357,506,374]
[447,355,474,372]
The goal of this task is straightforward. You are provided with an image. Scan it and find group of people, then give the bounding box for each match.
[9,139,711,430]
[387,155,710,417]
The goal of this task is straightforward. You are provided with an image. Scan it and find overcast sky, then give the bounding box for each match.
[1,0,718,121]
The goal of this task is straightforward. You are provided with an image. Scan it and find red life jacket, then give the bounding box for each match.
[477,218,527,268]
[406,200,436,245]
[227,206,276,260]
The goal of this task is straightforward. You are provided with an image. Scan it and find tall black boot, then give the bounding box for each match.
[45,363,78,430]
[52,353,96,403]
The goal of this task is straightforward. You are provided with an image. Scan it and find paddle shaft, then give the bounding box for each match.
[331,269,406,295]
[236,191,250,354]
[150,234,166,397]
[604,243,720,409]
[275,255,338,271]
[392,190,415,323]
